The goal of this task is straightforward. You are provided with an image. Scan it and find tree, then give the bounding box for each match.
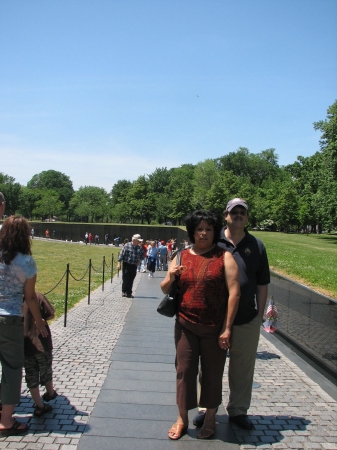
[147,168,171,194]
[313,100,337,175]
[18,187,42,219]
[110,180,132,207]
[33,190,64,220]
[192,159,218,209]
[126,176,154,224]
[270,182,299,232]
[69,186,109,222]
[147,168,172,224]
[0,172,22,215]
[216,147,281,188]
[166,165,195,224]
[27,170,74,217]
[313,100,337,230]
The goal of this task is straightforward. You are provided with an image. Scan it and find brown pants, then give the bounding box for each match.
[175,317,226,410]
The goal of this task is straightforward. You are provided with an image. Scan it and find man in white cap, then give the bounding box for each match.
[117,234,143,298]
[193,198,270,430]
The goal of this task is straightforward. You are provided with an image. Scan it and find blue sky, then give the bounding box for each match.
[1,0,336,191]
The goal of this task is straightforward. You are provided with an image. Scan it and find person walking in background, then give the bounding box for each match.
[30,228,34,239]
[147,241,158,278]
[156,240,161,271]
[141,240,149,272]
[84,232,88,244]
[45,229,49,239]
[95,234,99,245]
[167,239,173,261]
[114,237,120,246]
[137,239,142,272]
[0,216,48,436]
[88,233,93,245]
[104,233,109,245]
[161,210,240,440]
[117,234,142,298]
[23,292,58,417]
[159,241,168,270]
[193,198,270,431]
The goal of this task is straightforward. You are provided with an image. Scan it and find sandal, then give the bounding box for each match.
[197,423,215,439]
[42,390,58,402]
[34,403,53,417]
[168,422,188,440]
[0,420,29,437]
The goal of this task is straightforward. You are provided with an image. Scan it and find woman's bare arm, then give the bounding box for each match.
[24,276,48,337]
[219,251,240,348]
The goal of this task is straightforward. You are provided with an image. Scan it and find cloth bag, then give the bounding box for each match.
[157,251,181,317]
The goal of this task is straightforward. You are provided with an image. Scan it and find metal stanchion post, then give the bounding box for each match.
[64,263,69,327]
[111,254,113,283]
[102,256,105,291]
[88,259,92,304]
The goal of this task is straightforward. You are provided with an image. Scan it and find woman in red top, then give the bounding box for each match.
[161,210,240,440]
[167,239,172,260]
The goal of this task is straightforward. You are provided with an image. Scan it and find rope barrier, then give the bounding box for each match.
[69,265,90,282]
[91,261,104,273]
[43,253,117,327]
[43,269,68,296]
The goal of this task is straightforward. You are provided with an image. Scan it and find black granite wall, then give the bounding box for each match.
[269,271,337,381]
[29,222,189,246]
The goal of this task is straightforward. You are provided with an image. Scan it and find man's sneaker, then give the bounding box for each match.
[229,415,253,430]
[42,390,58,402]
[193,410,206,427]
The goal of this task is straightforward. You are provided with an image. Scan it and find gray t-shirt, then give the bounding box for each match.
[0,252,37,316]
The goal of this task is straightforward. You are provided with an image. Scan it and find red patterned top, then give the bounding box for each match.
[178,246,228,326]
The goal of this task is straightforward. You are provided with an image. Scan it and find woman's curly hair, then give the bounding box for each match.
[185,210,222,244]
[0,216,32,265]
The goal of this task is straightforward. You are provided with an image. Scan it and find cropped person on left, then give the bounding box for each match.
[0,215,48,436]
[161,210,240,440]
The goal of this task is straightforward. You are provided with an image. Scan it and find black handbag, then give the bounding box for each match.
[157,251,181,317]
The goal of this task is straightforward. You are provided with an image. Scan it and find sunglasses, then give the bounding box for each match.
[229,209,247,216]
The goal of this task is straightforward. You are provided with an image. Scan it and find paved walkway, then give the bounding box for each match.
[0,270,336,449]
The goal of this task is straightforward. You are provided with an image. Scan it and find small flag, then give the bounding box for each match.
[263,296,278,333]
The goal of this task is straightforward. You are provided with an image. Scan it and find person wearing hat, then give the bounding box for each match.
[193,198,270,431]
[117,234,143,298]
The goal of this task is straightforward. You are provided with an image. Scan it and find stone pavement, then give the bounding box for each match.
[0,270,336,449]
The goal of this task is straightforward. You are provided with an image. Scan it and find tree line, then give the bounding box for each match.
[1,101,336,233]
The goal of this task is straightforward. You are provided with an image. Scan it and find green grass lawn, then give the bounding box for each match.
[31,240,120,320]
[251,231,337,300]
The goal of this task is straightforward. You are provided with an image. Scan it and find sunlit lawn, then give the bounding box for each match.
[31,240,120,320]
[251,231,337,300]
